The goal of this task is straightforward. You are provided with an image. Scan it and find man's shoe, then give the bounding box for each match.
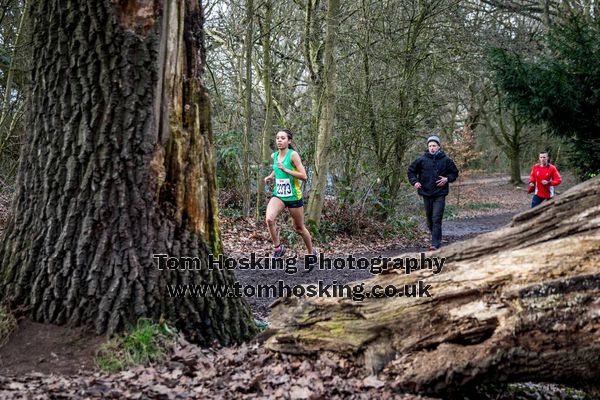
[273,244,286,258]
[428,245,438,251]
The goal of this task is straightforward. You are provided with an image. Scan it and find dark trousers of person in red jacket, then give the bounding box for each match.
[531,194,548,208]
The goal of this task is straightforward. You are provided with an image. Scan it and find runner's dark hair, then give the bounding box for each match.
[277,128,295,151]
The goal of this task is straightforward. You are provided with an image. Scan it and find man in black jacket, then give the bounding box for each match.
[407,135,459,250]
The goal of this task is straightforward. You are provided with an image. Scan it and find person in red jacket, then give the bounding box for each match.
[528,151,562,207]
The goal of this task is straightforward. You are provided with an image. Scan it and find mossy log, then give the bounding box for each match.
[266,177,600,397]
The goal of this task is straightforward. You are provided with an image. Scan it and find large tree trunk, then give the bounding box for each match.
[266,177,600,397]
[0,0,256,344]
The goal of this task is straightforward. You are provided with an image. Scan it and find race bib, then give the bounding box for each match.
[276,178,293,197]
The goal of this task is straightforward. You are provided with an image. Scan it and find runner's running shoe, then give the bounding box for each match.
[306,249,318,262]
[273,244,286,258]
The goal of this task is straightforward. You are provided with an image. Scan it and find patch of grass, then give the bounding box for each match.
[220,205,243,219]
[0,305,17,347]
[309,219,335,244]
[443,204,459,220]
[95,319,177,373]
[384,215,419,239]
[467,203,500,209]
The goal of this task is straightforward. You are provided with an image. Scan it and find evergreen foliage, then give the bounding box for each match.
[489,16,600,179]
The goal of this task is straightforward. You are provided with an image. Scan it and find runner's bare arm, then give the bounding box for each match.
[284,152,308,181]
[264,154,275,184]
[264,171,275,184]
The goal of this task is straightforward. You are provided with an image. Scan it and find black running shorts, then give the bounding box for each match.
[282,199,303,208]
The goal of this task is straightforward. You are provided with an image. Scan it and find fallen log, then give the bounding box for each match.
[265,177,600,397]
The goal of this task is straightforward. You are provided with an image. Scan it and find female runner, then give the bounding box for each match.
[264,129,315,257]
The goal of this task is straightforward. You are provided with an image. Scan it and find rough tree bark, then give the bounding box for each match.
[266,177,600,397]
[0,0,256,344]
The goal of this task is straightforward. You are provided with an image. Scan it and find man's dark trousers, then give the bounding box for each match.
[423,195,445,248]
[531,194,547,208]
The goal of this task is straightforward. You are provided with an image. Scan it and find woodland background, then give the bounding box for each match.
[2,0,598,231]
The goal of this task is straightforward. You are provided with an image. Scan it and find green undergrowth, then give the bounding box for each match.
[219,187,423,244]
[443,204,459,220]
[220,205,243,220]
[443,202,500,220]
[281,224,303,246]
[0,305,17,347]
[467,202,500,209]
[386,214,420,239]
[95,319,177,373]
[308,213,419,245]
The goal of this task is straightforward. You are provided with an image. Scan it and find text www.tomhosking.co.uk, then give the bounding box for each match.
[154,253,446,302]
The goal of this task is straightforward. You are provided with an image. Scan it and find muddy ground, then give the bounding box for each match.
[0,320,104,376]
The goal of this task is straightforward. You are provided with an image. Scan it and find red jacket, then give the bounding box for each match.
[529,163,562,199]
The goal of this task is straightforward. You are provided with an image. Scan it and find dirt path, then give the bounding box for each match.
[0,320,104,376]
[455,175,530,186]
[443,211,521,239]
[237,211,520,319]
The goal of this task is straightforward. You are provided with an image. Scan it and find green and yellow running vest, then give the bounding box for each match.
[273,150,302,201]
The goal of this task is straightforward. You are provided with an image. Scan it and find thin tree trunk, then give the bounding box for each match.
[242,0,254,217]
[360,0,382,169]
[255,0,273,220]
[509,150,522,184]
[306,0,339,227]
[0,0,256,344]
[540,0,551,27]
[302,0,322,174]
[509,112,524,185]
[0,0,28,131]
